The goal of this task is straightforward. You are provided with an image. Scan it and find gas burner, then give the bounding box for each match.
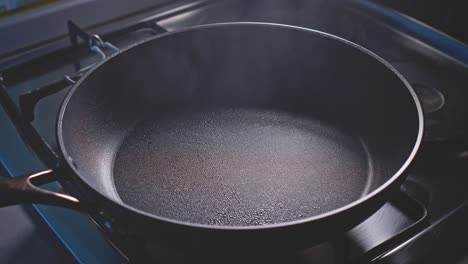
[411,82,445,114]
[388,61,468,143]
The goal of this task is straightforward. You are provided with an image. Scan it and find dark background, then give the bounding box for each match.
[374,0,468,44]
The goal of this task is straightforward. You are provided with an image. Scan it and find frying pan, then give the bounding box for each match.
[0,23,423,251]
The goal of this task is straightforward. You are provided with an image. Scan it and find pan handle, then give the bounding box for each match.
[0,169,84,211]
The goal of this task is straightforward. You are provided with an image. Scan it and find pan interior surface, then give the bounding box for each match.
[113,108,372,226]
[59,24,421,229]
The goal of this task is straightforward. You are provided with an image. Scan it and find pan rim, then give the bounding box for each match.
[57,22,424,231]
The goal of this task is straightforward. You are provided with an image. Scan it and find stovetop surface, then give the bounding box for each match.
[1,0,468,263]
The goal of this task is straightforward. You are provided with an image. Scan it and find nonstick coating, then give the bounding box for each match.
[59,23,422,229]
[113,109,371,225]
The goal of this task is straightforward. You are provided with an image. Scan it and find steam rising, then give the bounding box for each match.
[160,0,363,44]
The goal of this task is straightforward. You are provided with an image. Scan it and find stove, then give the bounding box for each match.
[1,0,468,263]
